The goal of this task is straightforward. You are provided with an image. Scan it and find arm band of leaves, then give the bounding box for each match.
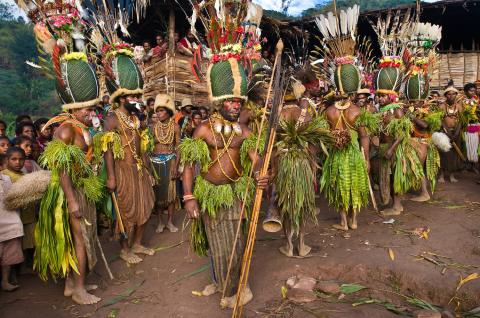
[179,138,210,172]
[385,117,414,140]
[356,109,381,135]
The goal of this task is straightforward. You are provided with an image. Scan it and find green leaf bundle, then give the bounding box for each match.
[320,131,369,213]
[179,138,211,172]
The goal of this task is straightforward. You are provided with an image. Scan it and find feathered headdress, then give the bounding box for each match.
[404,22,442,101]
[188,0,265,107]
[369,8,413,96]
[313,5,362,95]
[16,0,100,110]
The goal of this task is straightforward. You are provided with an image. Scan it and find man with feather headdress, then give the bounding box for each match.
[179,0,268,308]
[313,5,377,230]
[368,9,425,215]
[8,1,104,304]
[402,22,443,202]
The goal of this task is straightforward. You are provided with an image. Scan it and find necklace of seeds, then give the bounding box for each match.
[154,118,175,145]
[115,110,143,171]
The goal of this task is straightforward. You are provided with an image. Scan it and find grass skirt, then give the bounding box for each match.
[320,136,369,214]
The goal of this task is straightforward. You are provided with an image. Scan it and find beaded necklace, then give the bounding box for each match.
[115,110,143,171]
[154,118,175,145]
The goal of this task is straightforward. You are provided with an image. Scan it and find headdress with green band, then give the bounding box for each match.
[368,9,414,96]
[103,43,144,104]
[404,22,442,101]
[188,0,265,109]
[18,1,100,111]
[313,5,361,95]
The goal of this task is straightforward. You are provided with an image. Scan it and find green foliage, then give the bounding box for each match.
[320,131,369,213]
[426,142,440,192]
[356,109,381,135]
[0,5,59,120]
[302,0,415,17]
[179,138,211,172]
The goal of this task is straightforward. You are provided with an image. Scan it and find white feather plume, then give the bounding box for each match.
[432,132,452,152]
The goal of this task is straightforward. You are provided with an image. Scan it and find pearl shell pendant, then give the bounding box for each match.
[223,124,232,137]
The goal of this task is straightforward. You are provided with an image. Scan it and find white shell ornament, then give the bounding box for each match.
[214,122,223,134]
[232,123,242,136]
[223,124,232,137]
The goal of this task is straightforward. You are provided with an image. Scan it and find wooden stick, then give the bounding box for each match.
[221,40,284,301]
[361,147,378,212]
[96,236,114,280]
[111,192,127,239]
[232,53,286,318]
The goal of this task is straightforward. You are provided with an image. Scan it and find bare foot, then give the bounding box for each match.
[410,194,430,202]
[348,219,358,230]
[332,224,348,231]
[131,244,155,256]
[220,286,253,309]
[450,175,458,183]
[65,280,98,297]
[381,208,402,216]
[71,288,101,305]
[279,245,294,257]
[1,281,18,292]
[155,223,165,233]
[201,284,218,296]
[120,249,143,264]
[298,243,312,257]
[438,175,445,183]
[166,222,178,233]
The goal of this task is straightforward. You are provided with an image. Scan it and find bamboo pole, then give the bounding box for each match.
[221,40,284,301]
[232,41,285,318]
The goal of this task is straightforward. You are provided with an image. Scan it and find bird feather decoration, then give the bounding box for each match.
[314,5,359,58]
[368,8,413,58]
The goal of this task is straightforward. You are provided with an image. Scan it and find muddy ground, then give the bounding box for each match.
[1,172,480,318]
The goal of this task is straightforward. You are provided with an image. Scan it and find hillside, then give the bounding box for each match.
[0,2,59,122]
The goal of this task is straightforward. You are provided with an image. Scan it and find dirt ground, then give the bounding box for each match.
[1,172,480,318]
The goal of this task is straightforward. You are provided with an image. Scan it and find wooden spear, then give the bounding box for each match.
[232,40,285,318]
[221,39,284,301]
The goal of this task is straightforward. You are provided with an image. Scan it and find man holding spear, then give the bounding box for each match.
[180,57,268,308]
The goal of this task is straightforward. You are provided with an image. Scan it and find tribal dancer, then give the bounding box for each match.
[101,43,155,264]
[180,65,267,307]
[404,22,442,201]
[150,94,180,233]
[314,5,376,230]
[9,2,105,304]
[180,1,267,307]
[439,84,464,183]
[368,9,424,215]
[275,80,331,255]
[461,83,480,167]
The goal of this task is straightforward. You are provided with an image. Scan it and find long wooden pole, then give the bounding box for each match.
[232,41,285,318]
[221,40,284,301]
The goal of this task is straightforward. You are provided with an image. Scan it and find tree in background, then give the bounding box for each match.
[0,2,59,122]
[302,0,415,17]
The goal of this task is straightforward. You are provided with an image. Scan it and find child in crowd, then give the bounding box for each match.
[1,147,36,266]
[0,154,6,171]
[0,148,25,291]
[0,136,10,155]
[14,136,41,173]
